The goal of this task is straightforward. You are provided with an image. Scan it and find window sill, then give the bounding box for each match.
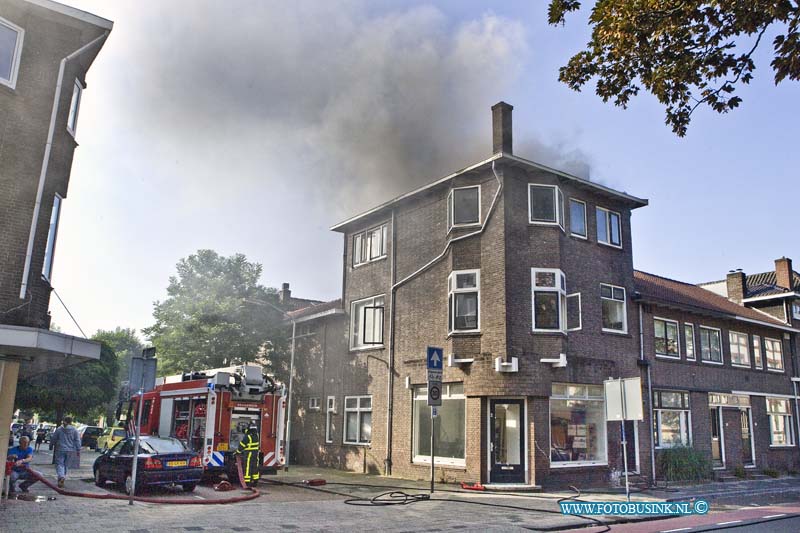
[531,330,566,336]
[448,222,481,234]
[570,232,588,241]
[769,445,796,449]
[731,364,752,369]
[412,457,466,469]
[601,329,630,337]
[349,345,385,353]
[655,354,681,360]
[700,360,724,366]
[598,241,623,250]
[343,442,371,447]
[550,461,608,469]
[448,330,481,338]
[352,256,387,269]
[767,368,786,373]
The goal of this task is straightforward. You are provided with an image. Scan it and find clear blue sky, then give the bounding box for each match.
[52,1,799,339]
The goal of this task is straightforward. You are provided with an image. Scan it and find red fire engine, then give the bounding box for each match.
[128,364,286,476]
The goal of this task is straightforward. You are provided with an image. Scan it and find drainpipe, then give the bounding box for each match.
[638,301,656,482]
[285,318,296,470]
[19,31,110,299]
[385,209,397,475]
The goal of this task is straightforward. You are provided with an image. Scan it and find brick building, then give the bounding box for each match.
[0,0,111,487]
[285,102,799,488]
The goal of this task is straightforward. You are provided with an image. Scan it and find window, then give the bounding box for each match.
[448,270,480,332]
[793,303,800,320]
[566,293,582,331]
[67,80,83,135]
[447,186,480,229]
[600,283,627,333]
[765,338,784,371]
[767,398,795,446]
[550,384,607,466]
[684,324,696,361]
[42,195,62,282]
[412,383,465,465]
[343,396,371,445]
[699,326,722,364]
[308,397,320,410]
[753,336,763,369]
[350,295,385,349]
[653,391,691,448]
[0,16,24,89]
[596,207,622,247]
[729,331,750,367]
[528,184,564,229]
[352,223,388,267]
[532,268,567,332]
[654,318,680,358]
[325,396,336,444]
[569,198,587,238]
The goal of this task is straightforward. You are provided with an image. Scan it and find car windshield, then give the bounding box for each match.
[102,428,112,436]
[139,438,187,454]
[113,430,126,438]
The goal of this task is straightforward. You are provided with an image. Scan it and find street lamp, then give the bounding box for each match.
[244,298,296,471]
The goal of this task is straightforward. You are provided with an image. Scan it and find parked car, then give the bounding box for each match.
[93,436,203,495]
[96,427,127,451]
[80,426,104,449]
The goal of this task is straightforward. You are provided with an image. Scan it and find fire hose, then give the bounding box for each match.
[18,455,259,504]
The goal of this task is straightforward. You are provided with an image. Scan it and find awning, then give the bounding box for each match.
[0,324,101,379]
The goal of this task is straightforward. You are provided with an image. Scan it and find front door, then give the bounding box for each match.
[710,407,724,468]
[740,409,754,467]
[490,400,525,484]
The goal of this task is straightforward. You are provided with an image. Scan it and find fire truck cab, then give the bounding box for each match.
[130,364,285,477]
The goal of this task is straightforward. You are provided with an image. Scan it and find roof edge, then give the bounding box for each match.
[24,0,114,30]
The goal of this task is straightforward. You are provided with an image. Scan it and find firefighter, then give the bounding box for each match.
[235,423,260,487]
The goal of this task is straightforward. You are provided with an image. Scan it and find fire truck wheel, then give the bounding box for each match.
[182,483,197,493]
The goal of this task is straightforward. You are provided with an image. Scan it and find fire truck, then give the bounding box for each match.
[127,364,286,477]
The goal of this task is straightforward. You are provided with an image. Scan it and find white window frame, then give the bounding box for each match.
[699,326,724,365]
[767,398,795,447]
[531,268,567,333]
[793,303,800,320]
[42,194,62,282]
[684,323,696,361]
[0,16,24,90]
[66,79,83,136]
[596,206,622,248]
[566,292,582,331]
[528,183,565,230]
[447,185,481,231]
[343,395,372,445]
[654,317,680,359]
[550,384,608,467]
[352,223,388,267]
[349,295,385,351]
[753,335,764,369]
[600,283,627,334]
[412,383,466,466]
[325,396,336,444]
[448,269,480,334]
[653,390,692,449]
[764,337,784,372]
[728,331,751,368]
[308,397,321,410]
[569,198,587,239]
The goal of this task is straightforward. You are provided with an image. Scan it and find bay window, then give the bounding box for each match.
[654,318,679,358]
[448,270,480,332]
[325,396,336,444]
[596,206,621,247]
[653,391,691,448]
[412,383,465,465]
[532,268,567,332]
[753,336,763,369]
[550,384,607,466]
[600,283,627,333]
[729,331,750,367]
[350,295,385,349]
[67,79,83,135]
[569,198,587,238]
[343,396,372,445]
[684,323,696,361]
[767,398,795,446]
[699,326,722,364]
[528,184,564,229]
[42,195,62,282]
[447,186,480,229]
[0,16,23,89]
[765,338,784,371]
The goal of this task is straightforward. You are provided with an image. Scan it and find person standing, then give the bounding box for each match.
[49,417,81,488]
[7,436,39,493]
[34,427,46,452]
[234,424,261,487]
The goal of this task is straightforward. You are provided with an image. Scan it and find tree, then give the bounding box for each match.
[548,1,800,135]
[15,343,120,424]
[143,250,289,378]
[93,327,144,421]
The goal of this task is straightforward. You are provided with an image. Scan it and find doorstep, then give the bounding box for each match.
[482,483,541,492]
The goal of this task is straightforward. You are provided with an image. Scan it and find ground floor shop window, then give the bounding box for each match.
[767,398,795,446]
[550,384,606,466]
[344,396,372,445]
[412,383,465,465]
[653,390,691,448]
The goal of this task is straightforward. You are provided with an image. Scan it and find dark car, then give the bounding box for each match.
[93,436,203,495]
[80,426,103,449]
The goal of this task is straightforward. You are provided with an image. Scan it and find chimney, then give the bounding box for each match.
[775,257,793,289]
[726,269,746,303]
[279,282,291,303]
[491,101,513,155]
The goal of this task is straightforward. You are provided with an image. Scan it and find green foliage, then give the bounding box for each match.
[15,343,120,423]
[548,1,800,136]
[656,446,713,482]
[143,250,289,379]
[733,465,747,479]
[763,467,780,478]
[93,327,144,384]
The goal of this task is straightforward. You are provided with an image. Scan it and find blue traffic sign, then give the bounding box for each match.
[427,347,443,370]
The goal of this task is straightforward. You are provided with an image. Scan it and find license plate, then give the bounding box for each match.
[167,460,188,467]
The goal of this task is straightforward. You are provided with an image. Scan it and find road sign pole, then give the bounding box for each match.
[430,407,435,494]
[619,378,630,502]
[129,386,144,505]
